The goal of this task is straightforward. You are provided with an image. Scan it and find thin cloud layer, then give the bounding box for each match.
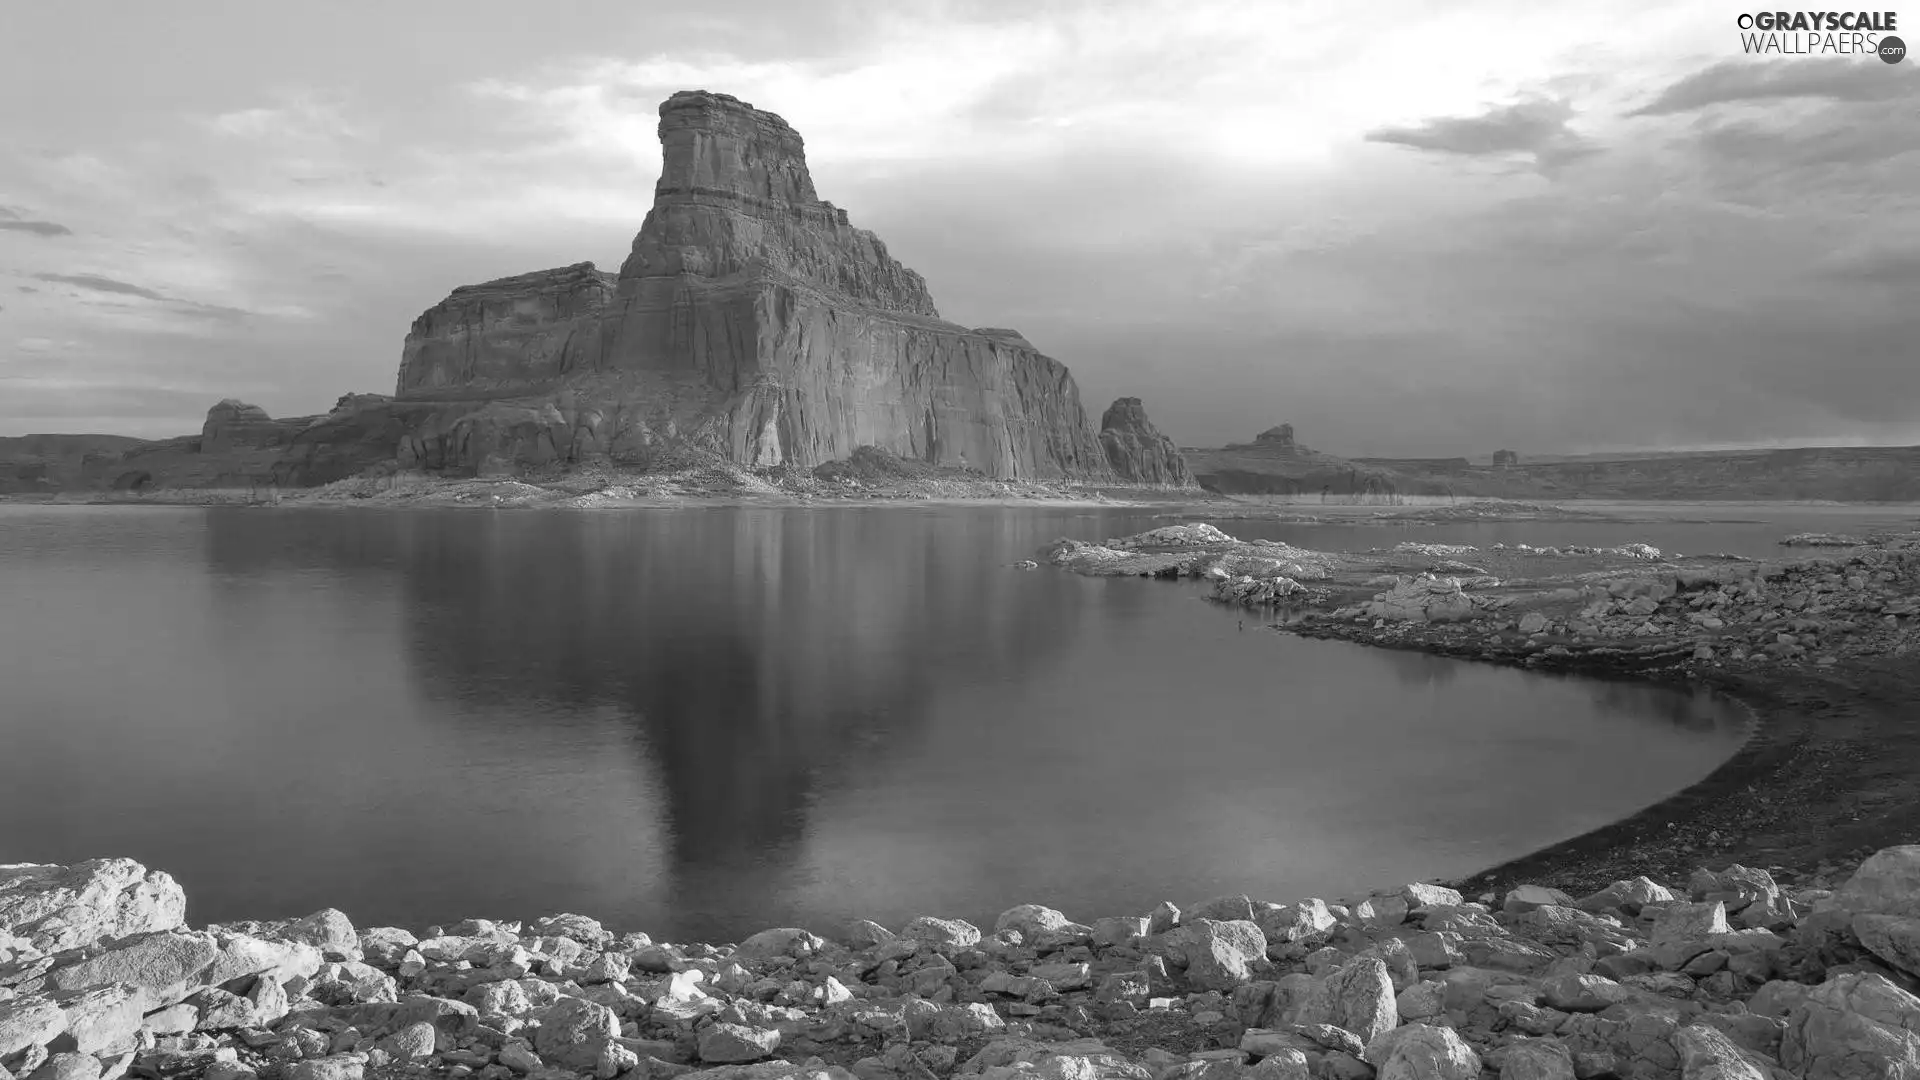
[34,272,167,301]
[1630,56,1916,115]
[1364,97,1601,173]
[0,1,1915,453]
[0,207,73,237]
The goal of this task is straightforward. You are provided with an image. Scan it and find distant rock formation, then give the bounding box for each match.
[85,395,417,491]
[1256,424,1296,448]
[1352,456,1472,473]
[389,90,1116,481]
[1098,398,1194,487]
[200,400,295,454]
[0,435,145,494]
[1494,449,1519,468]
[1183,423,1413,497]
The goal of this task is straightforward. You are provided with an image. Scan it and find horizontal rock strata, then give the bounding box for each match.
[396,264,619,400]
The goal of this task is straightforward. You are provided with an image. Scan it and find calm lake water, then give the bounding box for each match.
[0,504,1753,942]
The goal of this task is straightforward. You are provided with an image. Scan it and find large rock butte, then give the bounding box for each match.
[389,90,1118,481]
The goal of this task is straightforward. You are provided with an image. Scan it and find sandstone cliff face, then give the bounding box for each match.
[272,394,424,487]
[1099,398,1195,487]
[624,91,938,317]
[396,264,616,398]
[393,90,1114,481]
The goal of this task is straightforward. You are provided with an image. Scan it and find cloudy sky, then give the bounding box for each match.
[2,0,1916,456]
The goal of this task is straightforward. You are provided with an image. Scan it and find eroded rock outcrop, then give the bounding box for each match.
[395,264,617,399]
[1099,398,1194,487]
[391,90,1115,481]
[271,394,426,487]
[200,401,299,455]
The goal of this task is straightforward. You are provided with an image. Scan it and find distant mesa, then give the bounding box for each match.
[1098,398,1195,488]
[1255,423,1296,448]
[1183,422,1405,497]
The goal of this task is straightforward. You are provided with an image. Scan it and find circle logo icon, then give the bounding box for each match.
[1882,35,1908,63]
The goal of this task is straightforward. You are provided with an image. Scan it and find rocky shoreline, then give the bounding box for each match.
[1045,521,1920,897]
[10,838,1920,1080]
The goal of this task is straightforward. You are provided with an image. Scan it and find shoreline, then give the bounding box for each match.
[1047,519,1920,901]
[1296,626,1910,897]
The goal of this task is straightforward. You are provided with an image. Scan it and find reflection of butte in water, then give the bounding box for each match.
[204,509,1084,919]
